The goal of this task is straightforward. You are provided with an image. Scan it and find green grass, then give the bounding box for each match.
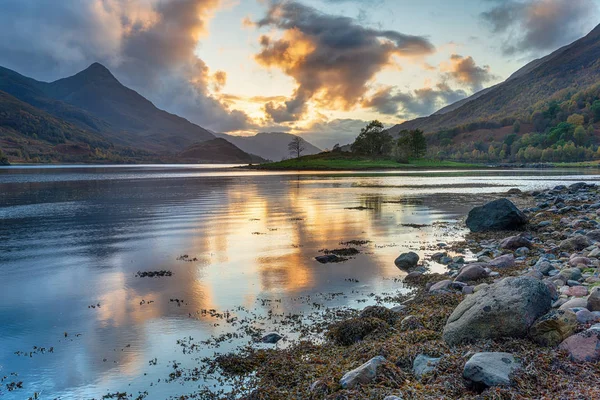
[552,160,600,168]
[250,152,481,170]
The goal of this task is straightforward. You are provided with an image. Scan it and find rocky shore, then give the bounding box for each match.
[209,182,600,399]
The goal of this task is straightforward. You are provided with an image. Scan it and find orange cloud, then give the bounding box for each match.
[253,1,435,123]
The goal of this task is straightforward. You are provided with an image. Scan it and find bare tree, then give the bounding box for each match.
[288,136,305,159]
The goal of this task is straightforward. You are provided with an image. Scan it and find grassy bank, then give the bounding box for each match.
[250,152,481,170]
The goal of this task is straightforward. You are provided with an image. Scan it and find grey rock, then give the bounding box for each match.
[412,354,441,379]
[489,254,515,269]
[559,297,588,311]
[261,332,283,344]
[500,235,531,250]
[466,199,527,233]
[560,235,591,252]
[315,254,341,263]
[340,356,386,389]
[429,279,453,293]
[576,309,600,324]
[395,252,420,270]
[463,352,521,390]
[443,277,552,345]
[588,287,600,312]
[455,264,488,283]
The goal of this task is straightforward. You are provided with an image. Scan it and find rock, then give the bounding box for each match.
[429,279,453,293]
[383,397,403,400]
[565,285,588,297]
[463,352,521,391]
[559,329,600,362]
[315,254,341,263]
[588,247,600,258]
[489,254,515,269]
[588,288,600,311]
[443,277,552,345]
[559,297,588,311]
[390,305,407,313]
[507,188,522,195]
[261,332,283,344]
[535,260,555,275]
[560,235,591,252]
[404,271,423,282]
[569,257,592,267]
[455,264,488,283]
[542,280,559,300]
[466,199,527,232]
[559,268,582,282]
[528,310,577,347]
[576,309,600,324]
[400,315,424,331]
[586,229,600,242]
[431,252,446,261]
[340,356,386,389]
[327,317,389,346]
[412,354,441,379]
[500,234,531,250]
[394,252,420,270]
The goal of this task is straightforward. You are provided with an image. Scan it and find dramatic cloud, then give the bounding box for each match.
[362,84,467,118]
[0,0,251,132]
[441,54,497,91]
[481,0,598,55]
[254,1,435,122]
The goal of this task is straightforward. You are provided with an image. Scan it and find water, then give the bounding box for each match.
[1,165,599,399]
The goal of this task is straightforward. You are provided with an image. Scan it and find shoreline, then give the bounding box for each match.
[193,183,600,399]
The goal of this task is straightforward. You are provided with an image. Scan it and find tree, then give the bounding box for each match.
[351,120,392,156]
[288,137,305,159]
[592,100,600,122]
[513,120,521,133]
[574,125,588,145]
[397,129,427,159]
[567,113,585,126]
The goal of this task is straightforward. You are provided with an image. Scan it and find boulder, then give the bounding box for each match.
[559,235,591,252]
[261,332,283,344]
[455,264,488,283]
[340,356,386,389]
[465,199,527,232]
[586,229,600,242]
[412,354,441,380]
[463,352,521,391]
[569,257,592,267]
[588,287,600,312]
[558,268,582,282]
[489,254,515,269]
[443,277,552,345]
[565,286,588,297]
[559,329,600,362]
[394,252,419,270]
[528,310,577,347]
[500,234,532,250]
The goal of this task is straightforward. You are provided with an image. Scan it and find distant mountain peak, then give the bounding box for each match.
[78,62,117,82]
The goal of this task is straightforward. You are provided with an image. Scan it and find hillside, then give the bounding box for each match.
[215,132,321,161]
[179,138,265,164]
[389,24,600,136]
[0,63,215,153]
[0,90,156,163]
[0,63,269,164]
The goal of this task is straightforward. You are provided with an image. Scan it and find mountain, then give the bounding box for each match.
[0,63,215,153]
[215,132,321,161]
[389,24,600,136]
[179,138,265,164]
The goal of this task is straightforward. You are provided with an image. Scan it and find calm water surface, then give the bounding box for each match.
[1,165,600,399]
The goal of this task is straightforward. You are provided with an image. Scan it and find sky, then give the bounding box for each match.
[0,0,599,148]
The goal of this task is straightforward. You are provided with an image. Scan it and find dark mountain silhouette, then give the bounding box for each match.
[215,132,321,161]
[0,63,266,163]
[0,63,215,152]
[179,138,266,164]
[389,24,600,135]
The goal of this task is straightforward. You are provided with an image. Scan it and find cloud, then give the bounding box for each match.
[441,54,498,91]
[254,1,435,122]
[0,0,251,132]
[361,83,467,118]
[481,0,599,55]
